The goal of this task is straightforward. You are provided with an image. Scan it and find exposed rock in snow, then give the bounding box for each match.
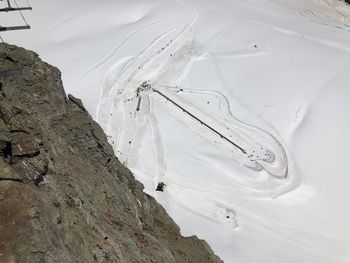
[0,44,222,263]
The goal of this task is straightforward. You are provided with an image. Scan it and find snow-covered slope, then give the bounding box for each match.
[277,0,350,24]
[3,0,350,262]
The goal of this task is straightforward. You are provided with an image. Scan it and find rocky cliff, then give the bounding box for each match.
[0,45,223,263]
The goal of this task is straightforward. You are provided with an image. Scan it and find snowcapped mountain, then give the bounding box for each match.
[3,0,350,262]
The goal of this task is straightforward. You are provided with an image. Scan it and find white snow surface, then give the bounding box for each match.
[2,0,350,262]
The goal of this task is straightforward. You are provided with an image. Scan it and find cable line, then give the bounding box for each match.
[13,0,29,25]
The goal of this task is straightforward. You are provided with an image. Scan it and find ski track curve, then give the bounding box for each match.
[96,3,301,228]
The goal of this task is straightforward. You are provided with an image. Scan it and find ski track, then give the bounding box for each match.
[83,19,164,76]
[97,3,300,228]
[253,20,350,53]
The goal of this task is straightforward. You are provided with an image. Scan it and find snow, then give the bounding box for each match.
[2,0,350,262]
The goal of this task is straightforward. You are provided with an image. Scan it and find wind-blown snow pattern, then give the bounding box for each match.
[4,0,350,262]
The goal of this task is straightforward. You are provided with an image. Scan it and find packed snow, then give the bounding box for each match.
[2,0,350,262]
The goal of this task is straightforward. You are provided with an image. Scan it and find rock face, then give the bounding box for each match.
[0,45,223,263]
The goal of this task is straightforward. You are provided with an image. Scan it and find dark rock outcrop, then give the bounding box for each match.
[0,45,223,263]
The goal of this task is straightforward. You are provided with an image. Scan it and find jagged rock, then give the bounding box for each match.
[0,44,223,263]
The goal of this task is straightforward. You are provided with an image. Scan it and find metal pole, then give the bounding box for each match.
[0,7,32,12]
[0,25,30,31]
[153,88,247,154]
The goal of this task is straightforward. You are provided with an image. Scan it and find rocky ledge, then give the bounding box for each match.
[0,45,223,263]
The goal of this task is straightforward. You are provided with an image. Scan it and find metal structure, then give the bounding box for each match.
[0,0,32,32]
[153,88,247,154]
[0,0,32,67]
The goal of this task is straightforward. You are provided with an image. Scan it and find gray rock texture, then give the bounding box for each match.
[0,44,223,263]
